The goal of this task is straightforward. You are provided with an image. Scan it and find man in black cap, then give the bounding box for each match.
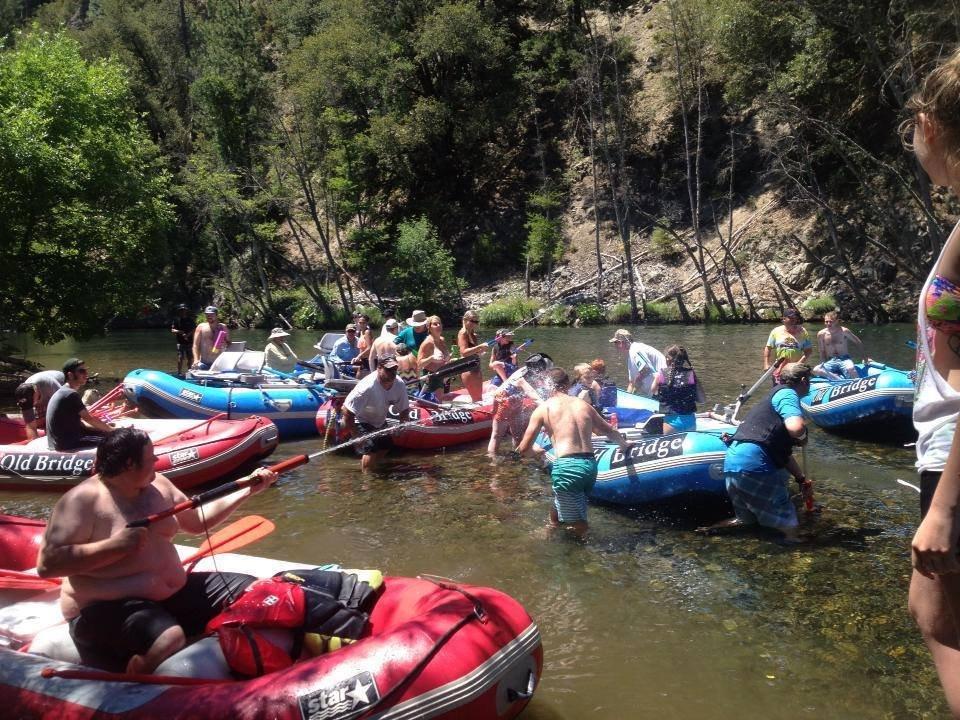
[170,304,196,376]
[341,355,410,471]
[45,359,115,451]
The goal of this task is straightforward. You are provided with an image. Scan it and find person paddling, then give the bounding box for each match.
[37,427,276,674]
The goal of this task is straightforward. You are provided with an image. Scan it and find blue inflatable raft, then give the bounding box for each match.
[800,362,914,438]
[538,415,735,506]
[123,366,326,439]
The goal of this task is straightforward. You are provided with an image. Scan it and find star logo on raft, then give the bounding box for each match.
[298,670,380,720]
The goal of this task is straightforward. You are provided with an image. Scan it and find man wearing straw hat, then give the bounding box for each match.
[264,327,298,374]
[608,328,666,397]
[394,309,430,353]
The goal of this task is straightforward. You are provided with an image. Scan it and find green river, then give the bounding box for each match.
[1,323,940,719]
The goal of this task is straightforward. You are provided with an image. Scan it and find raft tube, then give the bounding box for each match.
[0,515,542,720]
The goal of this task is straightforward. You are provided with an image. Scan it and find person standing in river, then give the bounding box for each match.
[608,328,666,397]
[905,48,960,717]
[763,308,811,383]
[516,367,630,538]
[170,304,195,376]
[457,310,487,401]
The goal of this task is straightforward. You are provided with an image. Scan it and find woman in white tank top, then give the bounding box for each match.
[906,48,960,715]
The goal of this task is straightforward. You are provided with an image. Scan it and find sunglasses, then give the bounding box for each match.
[347,329,356,333]
[466,318,478,323]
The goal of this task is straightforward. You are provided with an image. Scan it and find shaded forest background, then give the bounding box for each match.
[2,0,959,343]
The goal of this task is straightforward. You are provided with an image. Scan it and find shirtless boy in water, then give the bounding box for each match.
[37,427,276,674]
[516,367,630,537]
[815,310,867,380]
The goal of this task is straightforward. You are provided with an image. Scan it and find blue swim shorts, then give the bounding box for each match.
[724,469,798,530]
[663,413,696,432]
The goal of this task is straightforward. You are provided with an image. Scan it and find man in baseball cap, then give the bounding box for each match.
[192,306,230,370]
[341,354,409,471]
[46,359,114,450]
[608,328,665,397]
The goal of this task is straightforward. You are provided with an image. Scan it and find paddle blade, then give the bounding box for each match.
[181,514,275,567]
[0,569,61,592]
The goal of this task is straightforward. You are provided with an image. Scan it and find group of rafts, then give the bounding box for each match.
[0,334,543,719]
[0,335,914,718]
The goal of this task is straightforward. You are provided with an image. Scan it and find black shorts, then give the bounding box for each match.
[921,470,941,520]
[354,422,394,456]
[69,571,253,671]
[176,343,193,360]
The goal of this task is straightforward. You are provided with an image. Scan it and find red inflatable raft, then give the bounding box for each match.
[315,397,499,451]
[0,416,279,491]
[0,515,542,720]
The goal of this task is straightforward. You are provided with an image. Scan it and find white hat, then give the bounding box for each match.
[608,328,633,343]
[268,327,290,340]
[406,309,428,328]
[384,318,399,330]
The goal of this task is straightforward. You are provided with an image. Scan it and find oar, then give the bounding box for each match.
[412,396,495,417]
[180,514,276,569]
[800,445,815,513]
[127,420,428,528]
[729,359,784,421]
[482,309,547,346]
[403,356,480,387]
[0,569,60,592]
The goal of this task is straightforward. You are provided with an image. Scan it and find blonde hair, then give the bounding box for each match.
[824,310,839,322]
[427,315,442,331]
[572,363,592,382]
[904,48,960,168]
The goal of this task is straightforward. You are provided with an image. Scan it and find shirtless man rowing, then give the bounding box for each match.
[815,310,867,380]
[37,427,276,674]
[516,367,630,537]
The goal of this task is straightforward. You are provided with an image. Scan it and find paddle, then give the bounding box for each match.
[483,309,547,346]
[800,445,815,513]
[0,514,276,591]
[403,355,480,387]
[728,358,785,421]
[180,514,276,569]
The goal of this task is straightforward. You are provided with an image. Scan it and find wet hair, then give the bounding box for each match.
[95,427,151,478]
[589,358,606,375]
[904,48,960,169]
[545,367,570,391]
[824,310,839,322]
[14,382,34,410]
[779,362,813,387]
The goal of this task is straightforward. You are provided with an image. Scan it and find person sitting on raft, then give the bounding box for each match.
[37,427,277,674]
[395,309,430,353]
[515,367,630,538]
[568,363,603,412]
[46,359,115,451]
[649,345,706,433]
[697,362,814,542]
[416,315,451,403]
[263,327,298,374]
[14,369,64,440]
[369,318,400,373]
[341,356,410,471]
[815,310,868,380]
[489,329,518,385]
[393,342,420,384]
[328,323,361,377]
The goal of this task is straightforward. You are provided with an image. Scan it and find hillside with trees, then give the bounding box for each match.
[1,0,957,341]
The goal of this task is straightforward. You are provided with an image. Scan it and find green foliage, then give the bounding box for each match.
[607,302,634,323]
[0,30,172,343]
[525,188,565,275]
[575,303,605,325]
[650,225,683,262]
[802,295,838,318]
[478,296,542,326]
[353,305,384,326]
[545,304,575,326]
[645,300,681,322]
[388,217,465,316]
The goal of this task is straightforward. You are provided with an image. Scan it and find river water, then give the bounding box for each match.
[1,323,941,718]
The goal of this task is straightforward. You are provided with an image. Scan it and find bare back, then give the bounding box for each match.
[42,474,187,618]
[538,394,605,456]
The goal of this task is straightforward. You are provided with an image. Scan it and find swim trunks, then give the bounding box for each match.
[724,469,798,530]
[69,571,253,671]
[551,454,598,523]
